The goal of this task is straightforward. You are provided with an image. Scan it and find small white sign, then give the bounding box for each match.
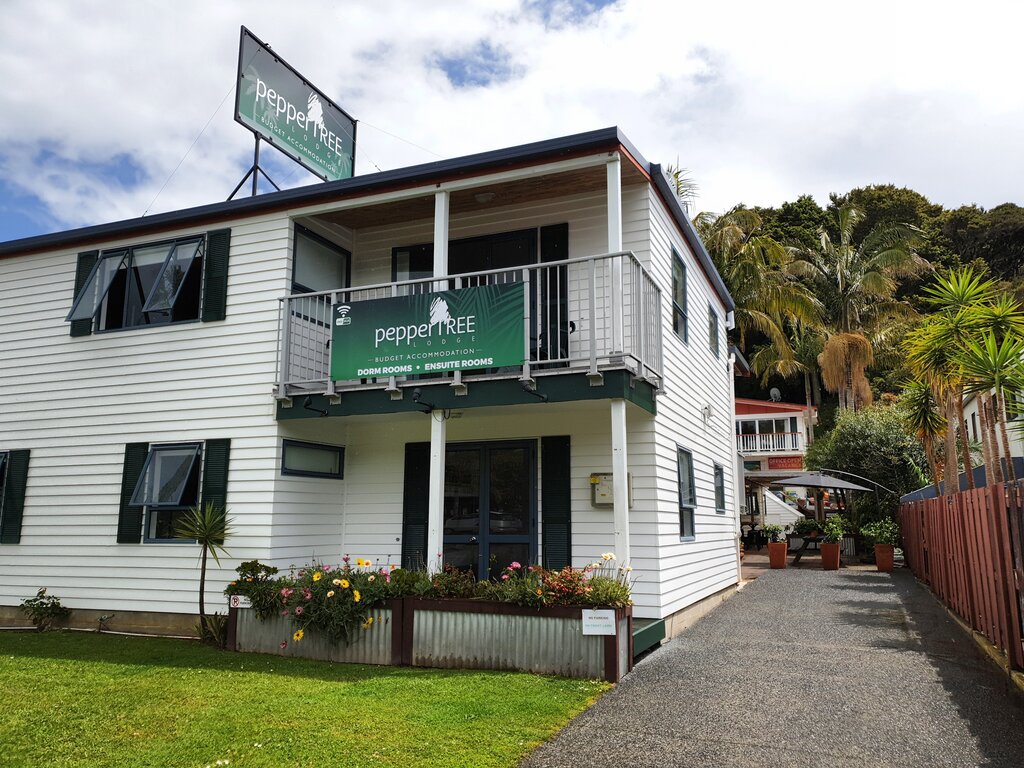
[228,595,252,609]
[581,608,617,635]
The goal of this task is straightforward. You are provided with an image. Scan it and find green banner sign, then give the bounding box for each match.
[331,283,525,381]
[235,27,356,182]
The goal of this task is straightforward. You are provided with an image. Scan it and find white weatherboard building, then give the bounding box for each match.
[0,128,738,644]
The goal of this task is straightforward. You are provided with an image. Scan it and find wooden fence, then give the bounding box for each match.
[899,482,1024,670]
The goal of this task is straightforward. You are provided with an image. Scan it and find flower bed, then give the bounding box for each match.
[226,556,634,681]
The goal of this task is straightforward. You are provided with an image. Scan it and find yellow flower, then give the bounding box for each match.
[340,579,350,589]
[353,590,361,603]
[356,558,371,568]
[361,616,374,629]
[312,571,322,582]
[327,591,335,598]
[536,588,543,595]
[332,579,342,586]
[293,629,304,642]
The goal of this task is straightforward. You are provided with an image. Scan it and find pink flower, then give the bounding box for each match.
[279,640,288,649]
[384,573,391,584]
[294,605,305,616]
[342,555,350,564]
[280,587,294,599]
[280,609,290,617]
[501,573,510,581]
[323,565,333,573]
[302,588,313,601]
[509,561,522,570]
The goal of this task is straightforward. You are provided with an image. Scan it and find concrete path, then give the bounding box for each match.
[524,568,1024,768]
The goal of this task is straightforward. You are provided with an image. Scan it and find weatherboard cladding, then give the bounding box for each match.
[0,138,737,621]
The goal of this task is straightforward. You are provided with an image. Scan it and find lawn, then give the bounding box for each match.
[0,631,607,768]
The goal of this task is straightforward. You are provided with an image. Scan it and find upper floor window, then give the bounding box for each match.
[67,237,204,331]
[292,225,350,294]
[672,250,688,341]
[708,305,720,357]
[66,229,231,337]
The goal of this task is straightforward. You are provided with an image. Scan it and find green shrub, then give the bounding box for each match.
[823,515,847,543]
[20,588,70,631]
[861,517,900,546]
[794,518,822,536]
[428,566,478,599]
[384,568,432,598]
[763,524,785,543]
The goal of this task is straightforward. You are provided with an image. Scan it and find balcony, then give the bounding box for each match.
[736,432,805,455]
[275,251,663,402]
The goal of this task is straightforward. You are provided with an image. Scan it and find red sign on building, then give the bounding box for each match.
[768,456,804,470]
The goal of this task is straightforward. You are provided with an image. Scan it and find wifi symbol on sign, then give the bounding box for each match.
[336,305,352,326]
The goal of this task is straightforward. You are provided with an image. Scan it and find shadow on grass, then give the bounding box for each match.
[0,630,582,688]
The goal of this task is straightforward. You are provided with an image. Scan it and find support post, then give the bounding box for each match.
[607,155,624,353]
[426,412,447,574]
[611,398,630,562]
[433,190,449,288]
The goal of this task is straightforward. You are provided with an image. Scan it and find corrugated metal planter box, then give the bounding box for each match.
[231,598,632,681]
[233,603,397,665]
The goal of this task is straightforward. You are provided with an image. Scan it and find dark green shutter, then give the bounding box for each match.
[0,450,31,544]
[70,251,99,337]
[541,436,572,570]
[201,228,231,322]
[117,443,149,543]
[201,438,231,510]
[401,443,430,569]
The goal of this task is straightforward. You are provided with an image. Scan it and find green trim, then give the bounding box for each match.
[278,371,657,420]
[116,443,149,543]
[201,229,231,322]
[0,449,30,544]
[632,618,666,657]
[541,436,571,570]
[201,438,231,510]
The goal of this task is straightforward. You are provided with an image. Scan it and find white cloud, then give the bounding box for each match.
[0,0,1022,238]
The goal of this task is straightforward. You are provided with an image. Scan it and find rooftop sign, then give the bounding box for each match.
[234,26,356,182]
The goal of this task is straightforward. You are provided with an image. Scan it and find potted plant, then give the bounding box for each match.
[821,515,845,571]
[764,524,787,569]
[861,517,900,573]
[793,517,822,540]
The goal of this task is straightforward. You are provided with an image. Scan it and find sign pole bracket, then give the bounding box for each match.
[228,135,282,200]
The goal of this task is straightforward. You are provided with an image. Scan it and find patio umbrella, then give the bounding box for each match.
[774,472,871,492]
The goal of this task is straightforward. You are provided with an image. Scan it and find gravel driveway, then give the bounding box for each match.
[523,568,1024,767]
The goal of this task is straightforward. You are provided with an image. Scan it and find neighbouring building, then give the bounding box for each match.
[0,127,739,642]
[735,397,815,526]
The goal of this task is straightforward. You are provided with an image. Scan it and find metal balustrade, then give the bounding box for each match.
[275,251,663,398]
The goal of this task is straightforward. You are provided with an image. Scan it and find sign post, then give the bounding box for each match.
[234,26,356,184]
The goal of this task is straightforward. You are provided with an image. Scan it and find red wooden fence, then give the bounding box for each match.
[899,481,1024,671]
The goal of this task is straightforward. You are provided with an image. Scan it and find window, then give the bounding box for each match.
[282,440,345,479]
[671,250,688,341]
[292,225,350,294]
[708,305,720,357]
[678,448,696,538]
[714,464,726,513]
[130,443,202,541]
[67,236,205,331]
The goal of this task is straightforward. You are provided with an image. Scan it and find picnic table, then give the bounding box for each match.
[788,533,822,566]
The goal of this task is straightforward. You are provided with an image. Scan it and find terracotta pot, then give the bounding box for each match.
[874,543,894,573]
[821,542,841,570]
[768,541,788,569]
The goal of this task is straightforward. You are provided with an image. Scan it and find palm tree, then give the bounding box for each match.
[958,332,1024,482]
[175,502,234,637]
[664,163,699,214]
[694,206,822,365]
[791,203,927,411]
[900,378,946,496]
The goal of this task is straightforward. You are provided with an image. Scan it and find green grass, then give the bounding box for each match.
[0,631,608,768]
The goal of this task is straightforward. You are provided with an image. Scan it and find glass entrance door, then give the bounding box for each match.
[443,441,536,579]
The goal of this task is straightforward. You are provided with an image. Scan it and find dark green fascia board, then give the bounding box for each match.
[277,370,656,420]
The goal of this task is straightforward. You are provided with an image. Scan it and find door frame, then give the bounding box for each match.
[443,438,538,578]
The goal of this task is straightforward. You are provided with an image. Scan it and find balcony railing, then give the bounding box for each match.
[275,251,663,398]
[736,432,804,454]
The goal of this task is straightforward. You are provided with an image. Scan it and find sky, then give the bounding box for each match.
[1,0,1022,244]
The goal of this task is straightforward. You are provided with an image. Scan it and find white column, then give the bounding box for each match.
[434,190,449,283]
[426,412,446,573]
[607,155,624,353]
[611,398,630,562]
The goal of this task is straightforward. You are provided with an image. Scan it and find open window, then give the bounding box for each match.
[67,236,205,331]
[129,443,202,541]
